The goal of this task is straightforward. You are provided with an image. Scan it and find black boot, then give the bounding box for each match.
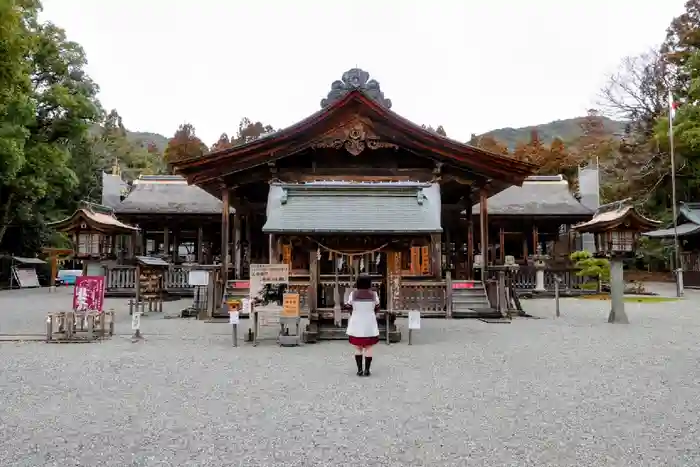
[355,355,363,376]
[363,357,372,376]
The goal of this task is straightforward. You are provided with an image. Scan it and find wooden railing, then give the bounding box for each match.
[105,265,192,294]
[105,266,136,291]
[486,266,586,290]
[395,281,446,317]
[288,281,310,313]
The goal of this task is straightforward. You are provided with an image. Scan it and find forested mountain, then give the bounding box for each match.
[481,117,627,149]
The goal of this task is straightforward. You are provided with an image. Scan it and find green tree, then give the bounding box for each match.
[570,250,610,292]
[93,109,165,181]
[0,2,102,252]
[662,0,700,92]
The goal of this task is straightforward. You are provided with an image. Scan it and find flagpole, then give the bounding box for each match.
[669,94,683,297]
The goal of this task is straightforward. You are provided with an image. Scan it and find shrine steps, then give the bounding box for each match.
[451,281,499,319]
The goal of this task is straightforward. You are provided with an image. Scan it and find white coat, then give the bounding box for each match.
[346,290,380,338]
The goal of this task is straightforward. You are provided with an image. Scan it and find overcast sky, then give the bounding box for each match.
[41,0,686,146]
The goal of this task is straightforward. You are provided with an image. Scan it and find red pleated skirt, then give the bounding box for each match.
[348,336,379,347]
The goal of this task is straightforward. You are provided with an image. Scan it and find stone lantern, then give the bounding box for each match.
[529,244,550,293]
[572,198,660,324]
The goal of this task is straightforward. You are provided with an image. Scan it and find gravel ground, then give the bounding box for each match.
[1,286,699,466]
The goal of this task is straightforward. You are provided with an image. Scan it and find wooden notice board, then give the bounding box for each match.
[282,292,300,318]
[420,246,430,275]
[410,247,420,274]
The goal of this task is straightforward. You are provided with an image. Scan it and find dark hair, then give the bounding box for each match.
[356,275,372,290]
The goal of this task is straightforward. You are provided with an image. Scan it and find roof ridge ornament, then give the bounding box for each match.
[321,68,392,109]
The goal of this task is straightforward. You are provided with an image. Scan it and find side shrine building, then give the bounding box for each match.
[168,68,543,323]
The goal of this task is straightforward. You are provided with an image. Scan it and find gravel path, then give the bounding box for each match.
[1,287,699,466]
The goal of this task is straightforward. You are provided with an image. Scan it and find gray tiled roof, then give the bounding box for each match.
[471,175,593,217]
[115,175,232,215]
[263,182,442,234]
[101,173,128,209]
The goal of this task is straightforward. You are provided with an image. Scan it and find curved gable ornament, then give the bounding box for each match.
[320,68,392,109]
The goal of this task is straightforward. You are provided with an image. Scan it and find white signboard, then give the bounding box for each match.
[188,270,209,286]
[258,307,281,326]
[249,263,289,304]
[250,264,289,284]
[408,311,421,330]
[229,311,240,325]
[241,298,251,317]
[131,312,141,331]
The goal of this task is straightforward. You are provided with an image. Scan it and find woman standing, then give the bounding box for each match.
[345,275,380,376]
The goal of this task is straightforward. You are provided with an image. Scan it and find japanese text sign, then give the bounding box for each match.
[282,293,300,318]
[73,276,105,313]
[249,264,289,284]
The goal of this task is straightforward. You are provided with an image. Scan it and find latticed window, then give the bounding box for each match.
[77,233,100,255]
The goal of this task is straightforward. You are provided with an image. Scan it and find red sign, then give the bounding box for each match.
[73,276,105,313]
[231,281,250,289]
[452,282,475,289]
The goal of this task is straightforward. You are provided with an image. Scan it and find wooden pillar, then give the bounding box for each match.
[309,250,318,312]
[467,221,474,279]
[171,230,179,263]
[532,225,539,253]
[163,228,170,257]
[522,236,529,260]
[465,191,474,280]
[197,225,204,264]
[479,186,489,268]
[245,214,252,269]
[499,227,505,264]
[431,233,442,279]
[49,255,57,288]
[268,234,276,264]
[221,186,230,283]
[111,235,117,260]
[233,212,241,279]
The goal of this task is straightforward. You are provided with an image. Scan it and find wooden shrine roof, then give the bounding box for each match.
[169,77,539,191]
[572,198,660,233]
[115,175,234,216]
[50,203,138,234]
[643,202,700,238]
[263,181,442,234]
[470,175,593,218]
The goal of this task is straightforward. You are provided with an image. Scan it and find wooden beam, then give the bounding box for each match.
[466,191,474,280]
[479,186,489,268]
[221,185,230,283]
[233,211,241,279]
[197,225,204,264]
[499,227,505,264]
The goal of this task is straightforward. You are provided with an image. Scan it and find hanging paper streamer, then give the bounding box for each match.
[317,247,321,260]
[376,253,381,265]
[360,258,365,272]
[336,255,344,271]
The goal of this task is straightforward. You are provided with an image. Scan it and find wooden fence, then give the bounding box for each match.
[486,265,586,291]
[105,265,191,296]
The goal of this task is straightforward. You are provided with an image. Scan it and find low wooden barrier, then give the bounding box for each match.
[46,310,115,343]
